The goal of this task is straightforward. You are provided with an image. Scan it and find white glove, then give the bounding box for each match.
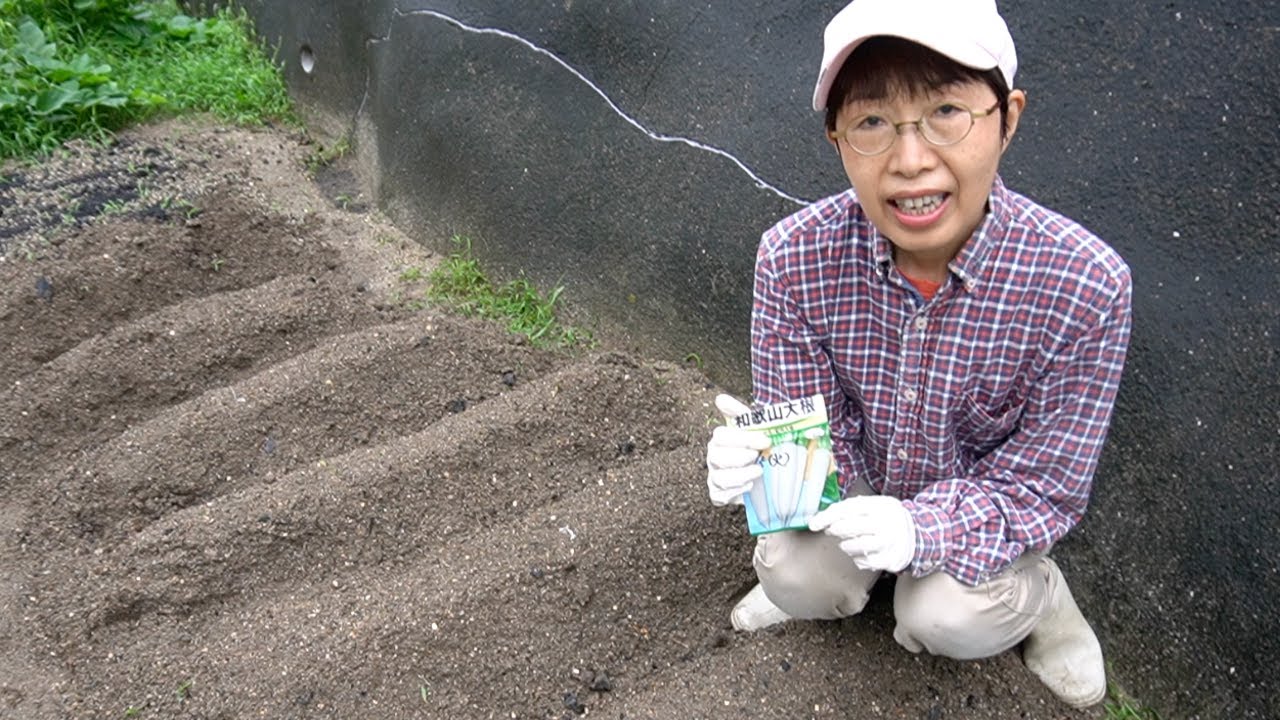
[705,394,770,506]
[808,495,917,573]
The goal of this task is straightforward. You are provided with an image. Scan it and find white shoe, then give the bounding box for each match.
[730,584,791,631]
[1022,558,1107,708]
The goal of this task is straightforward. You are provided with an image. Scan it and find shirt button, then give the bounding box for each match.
[896,448,909,461]
[914,316,928,331]
[902,388,918,402]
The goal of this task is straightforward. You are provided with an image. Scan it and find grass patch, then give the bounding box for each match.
[424,236,590,348]
[1106,681,1161,719]
[0,0,294,160]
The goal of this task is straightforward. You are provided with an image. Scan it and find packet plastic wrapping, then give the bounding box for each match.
[724,393,841,535]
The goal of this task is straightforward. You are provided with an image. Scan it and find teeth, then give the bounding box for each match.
[896,193,945,214]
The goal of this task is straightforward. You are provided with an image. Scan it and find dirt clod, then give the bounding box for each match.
[590,671,614,692]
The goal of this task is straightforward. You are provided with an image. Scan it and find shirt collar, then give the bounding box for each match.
[948,176,1010,292]
[868,176,1011,293]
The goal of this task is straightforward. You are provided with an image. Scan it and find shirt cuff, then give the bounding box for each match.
[902,500,950,576]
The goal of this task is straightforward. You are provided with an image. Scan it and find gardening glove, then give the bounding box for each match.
[705,394,770,506]
[808,495,916,573]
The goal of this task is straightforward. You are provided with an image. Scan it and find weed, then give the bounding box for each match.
[304,136,350,174]
[424,236,590,348]
[398,266,424,282]
[175,678,193,701]
[8,234,46,261]
[159,194,198,217]
[1105,681,1161,719]
[683,352,703,369]
[210,256,224,272]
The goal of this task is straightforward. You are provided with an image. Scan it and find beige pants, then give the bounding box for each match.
[753,478,1061,660]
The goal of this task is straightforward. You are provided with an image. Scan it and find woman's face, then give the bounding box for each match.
[831,80,1025,277]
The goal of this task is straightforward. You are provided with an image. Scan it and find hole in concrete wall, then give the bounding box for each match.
[300,45,316,74]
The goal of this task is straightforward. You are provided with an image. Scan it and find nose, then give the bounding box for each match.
[887,123,935,177]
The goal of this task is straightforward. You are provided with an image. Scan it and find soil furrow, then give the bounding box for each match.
[42,437,737,719]
[28,355,701,639]
[0,194,339,388]
[26,312,560,548]
[0,271,387,479]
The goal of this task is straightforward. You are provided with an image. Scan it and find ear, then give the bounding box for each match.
[1001,89,1027,152]
[829,132,844,159]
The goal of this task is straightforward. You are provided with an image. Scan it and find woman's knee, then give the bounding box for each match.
[893,573,1004,660]
[754,532,815,590]
[754,531,877,620]
[754,532,818,609]
[893,557,1049,660]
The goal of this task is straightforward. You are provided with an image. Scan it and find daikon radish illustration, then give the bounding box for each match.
[770,440,800,526]
[772,432,803,525]
[796,428,832,522]
[745,446,773,529]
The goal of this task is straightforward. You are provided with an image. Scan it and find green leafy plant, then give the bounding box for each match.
[0,15,144,153]
[425,236,590,348]
[0,0,294,160]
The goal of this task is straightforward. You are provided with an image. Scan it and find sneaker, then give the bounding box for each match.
[1022,558,1107,708]
[730,584,791,631]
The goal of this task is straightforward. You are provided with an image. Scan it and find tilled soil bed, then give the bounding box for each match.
[0,119,1098,719]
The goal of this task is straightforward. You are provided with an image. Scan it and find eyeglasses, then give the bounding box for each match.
[828,100,1000,156]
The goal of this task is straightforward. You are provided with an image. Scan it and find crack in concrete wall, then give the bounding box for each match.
[360,6,810,207]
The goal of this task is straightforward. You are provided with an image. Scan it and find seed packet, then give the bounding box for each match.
[724,393,841,535]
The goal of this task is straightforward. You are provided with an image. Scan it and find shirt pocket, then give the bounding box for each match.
[956,392,1023,459]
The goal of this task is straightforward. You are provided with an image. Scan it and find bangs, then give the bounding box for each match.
[825,36,1008,130]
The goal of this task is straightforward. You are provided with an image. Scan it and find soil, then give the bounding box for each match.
[0,118,1100,720]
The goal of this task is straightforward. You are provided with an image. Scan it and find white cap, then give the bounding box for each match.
[812,0,1017,111]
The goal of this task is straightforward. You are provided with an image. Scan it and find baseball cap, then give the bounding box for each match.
[812,0,1017,111]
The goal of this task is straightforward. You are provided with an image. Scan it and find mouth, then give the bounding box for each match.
[890,192,948,217]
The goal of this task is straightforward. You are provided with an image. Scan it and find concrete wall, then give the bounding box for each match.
[228,2,1279,717]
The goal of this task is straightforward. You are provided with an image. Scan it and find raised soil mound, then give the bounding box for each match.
[0,119,1097,719]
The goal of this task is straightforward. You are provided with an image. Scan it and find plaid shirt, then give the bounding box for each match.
[751,177,1131,586]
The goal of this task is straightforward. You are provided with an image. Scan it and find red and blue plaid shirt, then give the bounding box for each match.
[751,177,1131,586]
